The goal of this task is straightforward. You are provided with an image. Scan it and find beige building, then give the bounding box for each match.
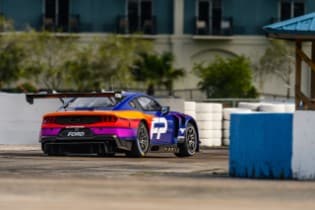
[2,0,313,99]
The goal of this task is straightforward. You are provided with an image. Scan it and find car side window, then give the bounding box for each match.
[137,97,162,111]
[129,100,142,110]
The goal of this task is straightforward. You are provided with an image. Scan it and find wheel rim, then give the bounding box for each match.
[186,126,197,154]
[138,124,149,152]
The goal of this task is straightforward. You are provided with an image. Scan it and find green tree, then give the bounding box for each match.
[193,56,258,98]
[22,31,78,90]
[0,15,14,32]
[65,45,97,91]
[0,35,26,88]
[66,35,152,90]
[131,52,185,96]
[255,39,294,98]
[0,15,27,89]
[160,52,185,96]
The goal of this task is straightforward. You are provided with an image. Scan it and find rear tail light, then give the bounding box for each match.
[43,117,56,124]
[102,115,117,122]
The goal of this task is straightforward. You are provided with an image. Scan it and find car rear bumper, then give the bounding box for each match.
[40,135,133,153]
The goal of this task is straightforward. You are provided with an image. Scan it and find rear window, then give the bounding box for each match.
[67,97,117,109]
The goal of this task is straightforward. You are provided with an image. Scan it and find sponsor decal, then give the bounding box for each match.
[151,117,168,140]
[67,131,85,137]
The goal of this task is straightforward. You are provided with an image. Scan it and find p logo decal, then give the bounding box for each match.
[151,118,168,140]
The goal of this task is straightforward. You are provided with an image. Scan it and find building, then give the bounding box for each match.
[1,0,315,99]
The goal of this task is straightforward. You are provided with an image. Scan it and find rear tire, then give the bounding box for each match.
[126,122,150,157]
[175,123,198,157]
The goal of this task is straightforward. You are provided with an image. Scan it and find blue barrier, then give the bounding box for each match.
[229,113,293,179]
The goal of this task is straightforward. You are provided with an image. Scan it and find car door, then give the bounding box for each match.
[136,96,174,145]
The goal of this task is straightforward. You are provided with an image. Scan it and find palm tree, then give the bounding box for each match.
[131,52,185,96]
[159,52,185,96]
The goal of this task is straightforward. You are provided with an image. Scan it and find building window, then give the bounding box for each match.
[195,0,232,35]
[127,0,154,34]
[280,0,305,21]
[196,0,222,35]
[43,0,69,31]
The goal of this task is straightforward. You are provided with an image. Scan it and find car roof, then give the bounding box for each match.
[114,91,160,110]
[121,91,145,97]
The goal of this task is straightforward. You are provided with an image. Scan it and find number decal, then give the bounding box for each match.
[150,117,168,140]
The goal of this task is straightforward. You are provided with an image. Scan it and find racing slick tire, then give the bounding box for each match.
[175,123,198,157]
[126,122,150,157]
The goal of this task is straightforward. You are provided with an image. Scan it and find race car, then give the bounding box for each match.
[26,91,199,157]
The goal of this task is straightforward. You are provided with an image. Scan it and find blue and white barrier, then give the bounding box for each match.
[230,111,315,180]
[229,113,293,179]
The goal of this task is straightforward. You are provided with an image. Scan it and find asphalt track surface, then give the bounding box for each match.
[0,145,314,210]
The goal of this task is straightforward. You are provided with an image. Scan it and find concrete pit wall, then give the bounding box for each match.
[292,111,315,180]
[0,93,60,144]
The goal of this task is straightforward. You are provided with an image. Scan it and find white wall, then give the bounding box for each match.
[0,93,60,144]
[292,111,315,180]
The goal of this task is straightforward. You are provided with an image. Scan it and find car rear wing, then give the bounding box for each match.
[26,91,123,105]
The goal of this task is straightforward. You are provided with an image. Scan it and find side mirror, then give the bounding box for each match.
[161,106,170,115]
